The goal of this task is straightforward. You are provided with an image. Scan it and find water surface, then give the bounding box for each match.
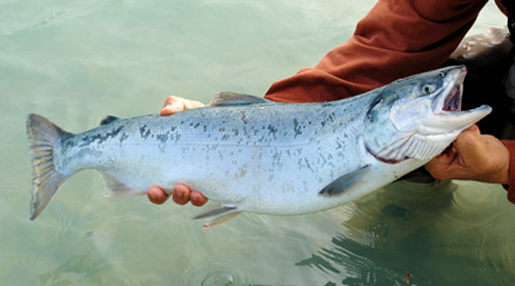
[0,1,512,285]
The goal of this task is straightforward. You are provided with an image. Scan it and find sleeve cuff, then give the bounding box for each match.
[501,140,515,204]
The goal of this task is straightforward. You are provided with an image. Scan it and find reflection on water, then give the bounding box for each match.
[0,0,512,285]
[37,255,105,285]
[295,181,515,286]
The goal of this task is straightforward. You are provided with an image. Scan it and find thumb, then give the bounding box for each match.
[453,124,487,169]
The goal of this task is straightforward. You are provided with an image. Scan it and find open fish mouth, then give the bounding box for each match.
[443,82,462,112]
[422,66,491,134]
[435,67,466,114]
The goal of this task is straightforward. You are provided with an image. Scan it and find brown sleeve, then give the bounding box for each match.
[502,140,515,204]
[264,0,488,103]
[495,0,508,16]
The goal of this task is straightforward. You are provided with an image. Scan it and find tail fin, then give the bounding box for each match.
[26,114,72,221]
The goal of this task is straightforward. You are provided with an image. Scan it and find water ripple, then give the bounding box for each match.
[0,0,107,35]
[180,256,257,286]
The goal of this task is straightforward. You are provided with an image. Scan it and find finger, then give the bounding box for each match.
[160,96,205,116]
[190,191,208,207]
[183,99,204,110]
[160,96,184,116]
[147,186,170,205]
[172,184,191,205]
[424,146,457,181]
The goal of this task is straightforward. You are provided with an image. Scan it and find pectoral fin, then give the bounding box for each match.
[318,165,371,197]
[191,204,241,228]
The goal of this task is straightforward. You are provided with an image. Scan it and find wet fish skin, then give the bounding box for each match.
[27,66,492,227]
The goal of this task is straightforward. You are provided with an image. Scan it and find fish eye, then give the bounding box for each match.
[421,83,437,95]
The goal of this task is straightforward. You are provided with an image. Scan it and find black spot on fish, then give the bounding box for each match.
[119,133,129,143]
[61,136,78,151]
[240,111,248,124]
[268,124,277,134]
[80,126,124,146]
[156,132,169,143]
[267,124,278,140]
[139,125,151,139]
[272,150,282,167]
[293,119,302,138]
[335,137,344,149]
[175,133,181,142]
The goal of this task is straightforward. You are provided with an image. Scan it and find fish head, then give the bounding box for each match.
[362,65,492,163]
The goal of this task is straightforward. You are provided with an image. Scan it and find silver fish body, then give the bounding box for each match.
[27,66,492,227]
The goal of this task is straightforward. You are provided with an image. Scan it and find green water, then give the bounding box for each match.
[1,0,512,285]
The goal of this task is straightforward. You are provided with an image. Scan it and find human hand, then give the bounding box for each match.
[159,95,205,116]
[425,124,510,185]
[147,184,208,206]
[147,96,208,206]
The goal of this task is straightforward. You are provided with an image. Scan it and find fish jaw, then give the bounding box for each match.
[417,66,492,134]
[417,105,492,135]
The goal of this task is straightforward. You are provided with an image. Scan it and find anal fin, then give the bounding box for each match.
[202,212,242,229]
[318,165,371,197]
[191,204,241,228]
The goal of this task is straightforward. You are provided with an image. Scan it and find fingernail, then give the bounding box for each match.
[176,189,184,198]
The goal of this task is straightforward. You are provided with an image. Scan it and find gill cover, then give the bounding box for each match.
[361,66,489,163]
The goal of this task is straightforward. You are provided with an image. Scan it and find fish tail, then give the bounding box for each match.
[26,114,72,221]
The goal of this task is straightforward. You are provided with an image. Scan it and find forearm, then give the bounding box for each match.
[265,0,488,103]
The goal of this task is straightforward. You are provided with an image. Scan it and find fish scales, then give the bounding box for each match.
[55,97,370,210]
[27,66,492,227]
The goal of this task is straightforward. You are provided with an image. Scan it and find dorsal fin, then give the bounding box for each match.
[208,92,271,107]
[100,115,120,126]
